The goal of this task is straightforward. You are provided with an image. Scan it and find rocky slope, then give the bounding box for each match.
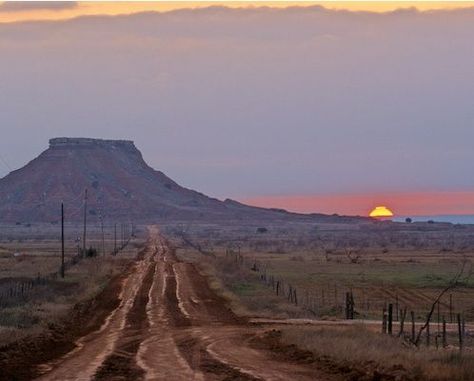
[0,138,363,223]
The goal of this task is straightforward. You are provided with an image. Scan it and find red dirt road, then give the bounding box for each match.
[35,229,335,381]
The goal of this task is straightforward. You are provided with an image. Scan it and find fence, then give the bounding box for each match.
[0,238,132,310]
[223,248,470,350]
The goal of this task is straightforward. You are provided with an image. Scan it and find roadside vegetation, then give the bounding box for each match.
[0,223,144,346]
[172,220,474,381]
[280,325,474,381]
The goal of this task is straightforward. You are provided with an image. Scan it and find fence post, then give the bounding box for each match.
[442,317,447,348]
[345,292,350,319]
[457,313,463,351]
[350,292,355,319]
[388,303,393,335]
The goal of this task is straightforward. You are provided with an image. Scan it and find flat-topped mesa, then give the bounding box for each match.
[49,137,136,150]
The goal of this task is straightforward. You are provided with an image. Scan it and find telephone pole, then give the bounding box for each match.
[100,214,105,257]
[82,189,88,257]
[114,223,117,254]
[61,203,65,278]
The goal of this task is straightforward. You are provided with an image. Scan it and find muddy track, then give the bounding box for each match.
[163,261,191,328]
[93,260,156,380]
[0,263,132,381]
[25,228,339,381]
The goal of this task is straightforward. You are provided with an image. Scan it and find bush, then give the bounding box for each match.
[85,247,98,258]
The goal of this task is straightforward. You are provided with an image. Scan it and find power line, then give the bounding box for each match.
[0,153,12,172]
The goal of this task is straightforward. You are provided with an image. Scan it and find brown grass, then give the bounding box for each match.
[0,226,145,346]
[171,223,474,381]
[280,325,474,381]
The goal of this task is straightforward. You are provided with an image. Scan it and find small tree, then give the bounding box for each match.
[85,246,98,258]
[413,259,471,346]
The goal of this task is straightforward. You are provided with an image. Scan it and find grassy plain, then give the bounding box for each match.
[0,223,144,346]
[172,219,474,380]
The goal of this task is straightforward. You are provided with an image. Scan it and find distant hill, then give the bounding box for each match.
[0,138,366,224]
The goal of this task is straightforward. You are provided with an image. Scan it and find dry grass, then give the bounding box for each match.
[0,255,130,345]
[179,246,310,319]
[172,223,474,380]
[176,222,474,321]
[281,324,474,381]
[0,224,145,346]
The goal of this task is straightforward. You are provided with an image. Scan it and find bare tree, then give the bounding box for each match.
[414,259,472,346]
[344,246,361,264]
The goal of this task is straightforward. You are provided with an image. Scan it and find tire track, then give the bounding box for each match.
[93,258,156,380]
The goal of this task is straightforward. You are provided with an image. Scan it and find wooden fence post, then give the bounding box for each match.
[442,317,447,348]
[457,313,463,351]
[350,292,355,319]
[347,292,350,319]
[388,303,393,335]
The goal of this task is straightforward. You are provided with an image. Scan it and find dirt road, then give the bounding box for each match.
[35,229,333,381]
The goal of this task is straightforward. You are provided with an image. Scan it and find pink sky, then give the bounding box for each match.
[242,191,474,217]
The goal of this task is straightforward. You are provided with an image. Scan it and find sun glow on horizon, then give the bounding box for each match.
[369,206,394,218]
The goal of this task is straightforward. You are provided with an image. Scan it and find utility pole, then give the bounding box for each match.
[100,214,105,257]
[61,203,65,278]
[114,223,117,254]
[82,188,88,257]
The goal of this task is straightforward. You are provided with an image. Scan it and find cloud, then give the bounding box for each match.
[0,1,78,13]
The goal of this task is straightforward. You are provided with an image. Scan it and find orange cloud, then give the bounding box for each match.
[242,191,474,216]
[0,1,472,23]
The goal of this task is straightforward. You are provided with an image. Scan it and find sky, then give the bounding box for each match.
[0,2,473,23]
[0,2,473,216]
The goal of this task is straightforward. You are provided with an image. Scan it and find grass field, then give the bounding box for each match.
[173,220,474,321]
[173,220,474,380]
[0,223,145,346]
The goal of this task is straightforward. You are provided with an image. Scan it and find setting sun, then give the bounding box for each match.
[369,206,394,218]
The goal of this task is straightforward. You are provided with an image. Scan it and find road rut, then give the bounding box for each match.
[36,228,334,381]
